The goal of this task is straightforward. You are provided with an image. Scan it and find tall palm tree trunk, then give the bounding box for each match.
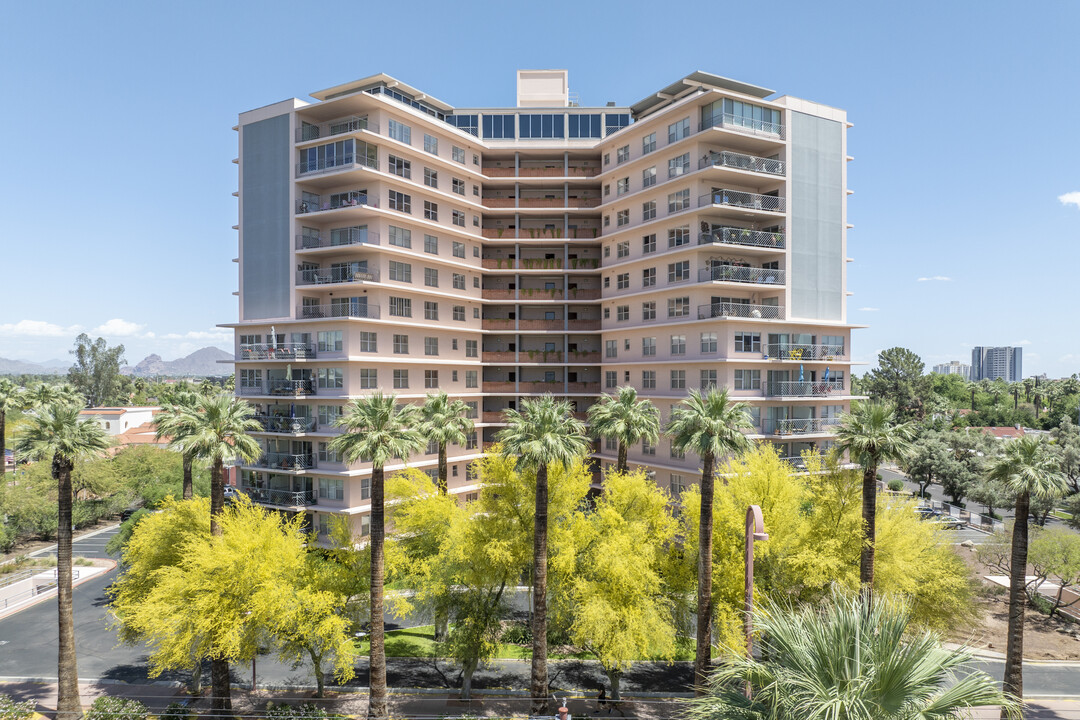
[209,459,224,536]
[860,460,879,599]
[54,456,81,720]
[531,463,550,717]
[434,444,449,640]
[208,458,232,717]
[617,441,628,474]
[182,453,193,500]
[438,444,448,494]
[1,412,7,475]
[1002,490,1031,711]
[369,466,388,719]
[695,452,715,694]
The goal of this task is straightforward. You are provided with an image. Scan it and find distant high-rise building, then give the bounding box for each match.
[933,360,971,380]
[971,346,1022,382]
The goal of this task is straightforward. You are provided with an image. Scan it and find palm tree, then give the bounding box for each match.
[989,435,1068,710]
[685,592,1018,720]
[966,380,978,410]
[496,396,589,717]
[168,393,260,716]
[329,393,425,720]
[587,386,661,474]
[666,388,753,693]
[834,401,915,598]
[0,378,26,475]
[15,402,109,720]
[1022,377,1034,403]
[418,391,474,494]
[152,389,203,499]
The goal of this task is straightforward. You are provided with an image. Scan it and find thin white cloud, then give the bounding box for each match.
[93,318,148,337]
[916,275,952,282]
[858,307,879,312]
[0,320,82,337]
[1014,340,1032,346]
[1058,191,1080,209]
[162,329,232,342]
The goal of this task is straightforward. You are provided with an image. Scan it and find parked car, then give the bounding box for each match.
[120,508,140,522]
[223,486,240,502]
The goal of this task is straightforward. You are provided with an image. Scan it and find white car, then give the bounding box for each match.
[223,486,240,501]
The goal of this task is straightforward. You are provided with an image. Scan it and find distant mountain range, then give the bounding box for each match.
[0,347,232,377]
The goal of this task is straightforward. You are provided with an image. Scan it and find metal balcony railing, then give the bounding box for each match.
[296,231,380,250]
[267,379,315,395]
[766,380,845,397]
[766,344,847,361]
[699,189,785,213]
[700,112,786,140]
[241,486,317,506]
[297,194,377,214]
[296,268,379,285]
[296,152,379,178]
[256,453,315,471]
[762,418,841,435]
[296,116,378,142]
[699,227,785,250]
[238,343,316,360]
[699,150,785,176]
[253,416,317,433]
[698,266,785,285]
[237,383,265,396]
[697,303,785,320]
[297,303,381,320]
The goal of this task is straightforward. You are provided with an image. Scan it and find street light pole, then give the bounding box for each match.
[744,504,768,698]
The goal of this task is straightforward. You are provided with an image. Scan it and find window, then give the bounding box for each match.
[667,188,690,213]
[423,201,438,221]
[700,370,717,390]
[735,332,761,352]
[605,340,618,358]
[642,438,656,456]
[668,153,690,178]
[603,307,610,319]
[670,474,686,495]
[424,267,439,287]
[317,330,343,353]
[642,234,656,253]
[424,301,439,320]
[734,369,761,390]
[465,370,478,388]
[702,98,782,132]
[389,190,411,213]
[642,301,656,320]
[318,477,344,502]
[616,145,630,164]
[667,117,689,143]
[603,153,610,165]
[642,267,656,287]
[668,226,690,247]
[605,113,630,135]
[616,209,629,227]
[453,305,466,322]
[701,332,717,353]
[388,154,411,178]
[606,437,618,452]
[642,370,656,388]
[388,225,411,248]
[616,272,630,290]
[452,210,465,227]
[616,177,629,195]
[452,178,465,195]
[424,167,438,188]
[616,240,630,258]
[616,305,629,321]
[388,119,411,144]
[424,234,438,254]
[453,273,466,289]
[389,296,412,317]
[465,339,478,357]
[360,514,370,537]
[642,132,656,154]
[393,369,409,389]
[473,215,479,227]
[358,331,377,353]
[393,334,409,354]
[668,297,690,317]
[425,370,439,388]
[670,335,686,355]
[642,337,656,356]
[317,368,343,389]
[519,114,566,138]
[318,405,342,428]
[452,241,465,258]
[389,261,412,283]
[452,339,459,351]
[568,114,602,138]
[360,368,377,389]
[670,370,686,389]
[482,114,515,139]
[604,215,610,227]
[668,261,690,283]
[605,371,618,388]
[642,200,656,221]
[425,337,439,356]
[424,133,438,154]
[452,146,466,163]
[642,166,656,188]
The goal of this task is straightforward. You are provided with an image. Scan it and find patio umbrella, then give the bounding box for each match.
[270,326,276,345]
[290,403,295,418]
[823,366,831,383]
[799,364,804,382]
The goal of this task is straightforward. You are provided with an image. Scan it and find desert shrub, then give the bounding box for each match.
[84,696,148,720]
[0,693,36,720]
[887,479,905,492]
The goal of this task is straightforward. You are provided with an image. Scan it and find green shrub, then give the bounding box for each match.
[887,479,905,492]
[501,621,530,644]
[159,702,192,720]
[0,524,17,554]
[84,696,148,720]
[0,693,36,720]
[264,702,331,720]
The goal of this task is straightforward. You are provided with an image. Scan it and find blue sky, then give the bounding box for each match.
[1,0,1077,376]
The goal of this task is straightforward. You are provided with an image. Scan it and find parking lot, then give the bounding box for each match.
[30,525,121,561]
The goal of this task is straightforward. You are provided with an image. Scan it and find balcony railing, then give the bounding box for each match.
[296,116,378,143]
[239,343,316,360]
[256,452,316,471]
[482,382,516,393]
[762,418,840,436]
[296,231,380,250]
[699,150,785,176]
[253,416,317,434]
[700,112,786,140]
[298,303,381,320]
[241,486,318,506]
[268,379,315,396]
[297,268,379,285]
[238,383,266,396]
[699,189,785,213]
[766,344,847,361]
[698,303,785,320]
[766,380,845,397]
[296,152,379,178]
[481,411,506,423]
[484,166,601,178]
[483,197,602,209]
[297,195,377,214]
[698,266,785,285]
[481,351,516,362]
[699,227,785,250]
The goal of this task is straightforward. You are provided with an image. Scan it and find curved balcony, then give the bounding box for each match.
[700,112,786,140]
[296,116,378,143]
[296,268,379,286]
[765,380,845,398]
[253,416,317,434]
[698,266,785,286]
[296,231,380,251]
[298,303,380,320]
[295,152,378,179]
[697,303,785,320]
[698,227,785,250]
[296,194,377,215]
[762,418,840,436]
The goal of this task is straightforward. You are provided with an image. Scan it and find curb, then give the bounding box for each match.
[0,559,118,621]
[27,524,121,559]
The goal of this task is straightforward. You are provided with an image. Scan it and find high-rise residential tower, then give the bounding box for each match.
[932,360,971,380]
[227,70,861,538]
[971,346,1023,382]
